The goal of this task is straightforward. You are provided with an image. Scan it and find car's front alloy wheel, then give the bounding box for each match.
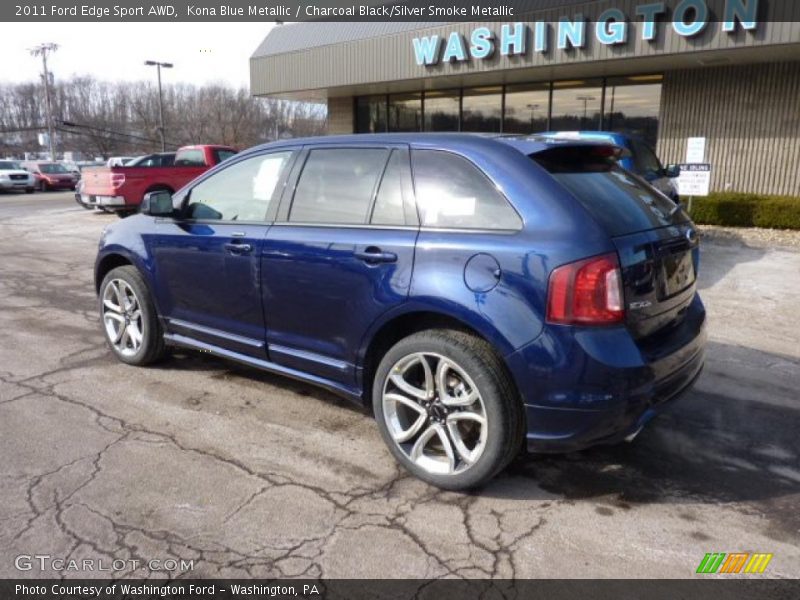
[102,278,144,357]
[99,265,166,366]
[373,329,524,490]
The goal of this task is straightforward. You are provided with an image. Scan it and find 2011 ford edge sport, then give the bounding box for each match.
[95,134,706,490]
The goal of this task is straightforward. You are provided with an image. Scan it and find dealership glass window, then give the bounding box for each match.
[186,151,294,221]
[388,93,422,132]
[290,148,389,224]
[356,95,388,133]
[604,75,663,148]
[503,83,551,134]
[550,80,603,131]
[423,90,460,132]
[461,87,502,133]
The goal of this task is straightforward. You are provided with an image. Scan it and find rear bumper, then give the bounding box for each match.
[76,193,126,208]
[506,295,707,453]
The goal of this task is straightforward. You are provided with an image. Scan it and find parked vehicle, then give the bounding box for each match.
[126,152,176,167]
[23,161,78,191]
[0,160,36,194]
[78,145,236,215]
[95,134,706,489]
[535,131,681,201]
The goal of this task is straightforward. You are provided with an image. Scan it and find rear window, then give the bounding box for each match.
[532,146,687,236]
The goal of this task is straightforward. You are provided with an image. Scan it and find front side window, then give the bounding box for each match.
[411,150,522,230]
[290,148,389,225]
[185,151,293,221]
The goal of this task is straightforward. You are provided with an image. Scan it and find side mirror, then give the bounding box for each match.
[140,190,174,216]
[664,164,681,178]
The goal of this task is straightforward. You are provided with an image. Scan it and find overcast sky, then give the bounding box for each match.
[0,23,275,89]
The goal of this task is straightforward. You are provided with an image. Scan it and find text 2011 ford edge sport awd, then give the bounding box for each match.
[95,134,706,489]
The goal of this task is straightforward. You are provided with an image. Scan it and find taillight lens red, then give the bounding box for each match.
[110,173,126,188]
[546,253,624,325]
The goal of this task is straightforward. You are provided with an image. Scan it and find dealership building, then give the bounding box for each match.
[251,1,800,196]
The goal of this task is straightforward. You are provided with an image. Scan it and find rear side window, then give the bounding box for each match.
[370,150,407,226]
[174,149,205,166]
[215,149,237,163]
[532,146,686,236]
[290,148,389,225]
[411,150,521,230]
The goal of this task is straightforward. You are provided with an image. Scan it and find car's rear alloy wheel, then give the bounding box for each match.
[383,353,488,475]
[102,279,144,357]
[99,265,166,366]
[374,330,524,489]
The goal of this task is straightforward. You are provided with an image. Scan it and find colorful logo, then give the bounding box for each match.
[696,553,773,574]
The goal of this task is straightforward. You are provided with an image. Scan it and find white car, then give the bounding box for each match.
[0,160,35,194]
[106,156,135,167]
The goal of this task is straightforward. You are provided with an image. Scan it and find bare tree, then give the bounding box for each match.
[0,75,326,159]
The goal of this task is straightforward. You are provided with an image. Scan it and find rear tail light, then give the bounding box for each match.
[110,173,126,188]
[546,253,624,325]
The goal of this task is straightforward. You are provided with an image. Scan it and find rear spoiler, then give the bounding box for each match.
[497,136,631,161]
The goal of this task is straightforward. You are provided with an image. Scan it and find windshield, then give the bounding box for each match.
[531,147,688,236]
[39,163,69,174]
[0,161,22,170]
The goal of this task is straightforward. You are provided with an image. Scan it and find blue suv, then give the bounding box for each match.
[95,134,706,489]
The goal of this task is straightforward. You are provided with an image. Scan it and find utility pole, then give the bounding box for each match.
[29,43,58,161]
[145,60,173,151]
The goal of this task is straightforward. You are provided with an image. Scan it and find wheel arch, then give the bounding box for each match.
[358,306,518,408]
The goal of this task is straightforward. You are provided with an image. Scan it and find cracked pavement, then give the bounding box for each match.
[1,192,799,579]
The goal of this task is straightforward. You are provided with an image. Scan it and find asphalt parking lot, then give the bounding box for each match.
[1,191,799,579]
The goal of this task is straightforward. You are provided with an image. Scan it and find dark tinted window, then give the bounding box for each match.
[411,150,522,230]
[186,151,293,221]
[290,148,389,225]
[215,149,237,163]
[370,150,406,226]
[532,147,687,236]
[0,161,20,170]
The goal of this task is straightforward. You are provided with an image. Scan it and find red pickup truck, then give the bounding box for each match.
[77,144,237,215]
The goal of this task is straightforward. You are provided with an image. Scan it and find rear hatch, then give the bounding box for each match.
[531,144,699,341]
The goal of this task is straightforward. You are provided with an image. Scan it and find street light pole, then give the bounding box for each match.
[29,43,59,161]
[145,60,173,151]
[576,95,596,126]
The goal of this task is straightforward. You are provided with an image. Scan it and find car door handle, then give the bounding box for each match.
[354,247,398,264]
[224,242,253,255]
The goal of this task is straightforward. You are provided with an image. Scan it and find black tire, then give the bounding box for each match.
[25,187,35,194]
[116,210,136,219]
[99,265,166,366]
[372,329,524,490]
[38,180,48,192]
